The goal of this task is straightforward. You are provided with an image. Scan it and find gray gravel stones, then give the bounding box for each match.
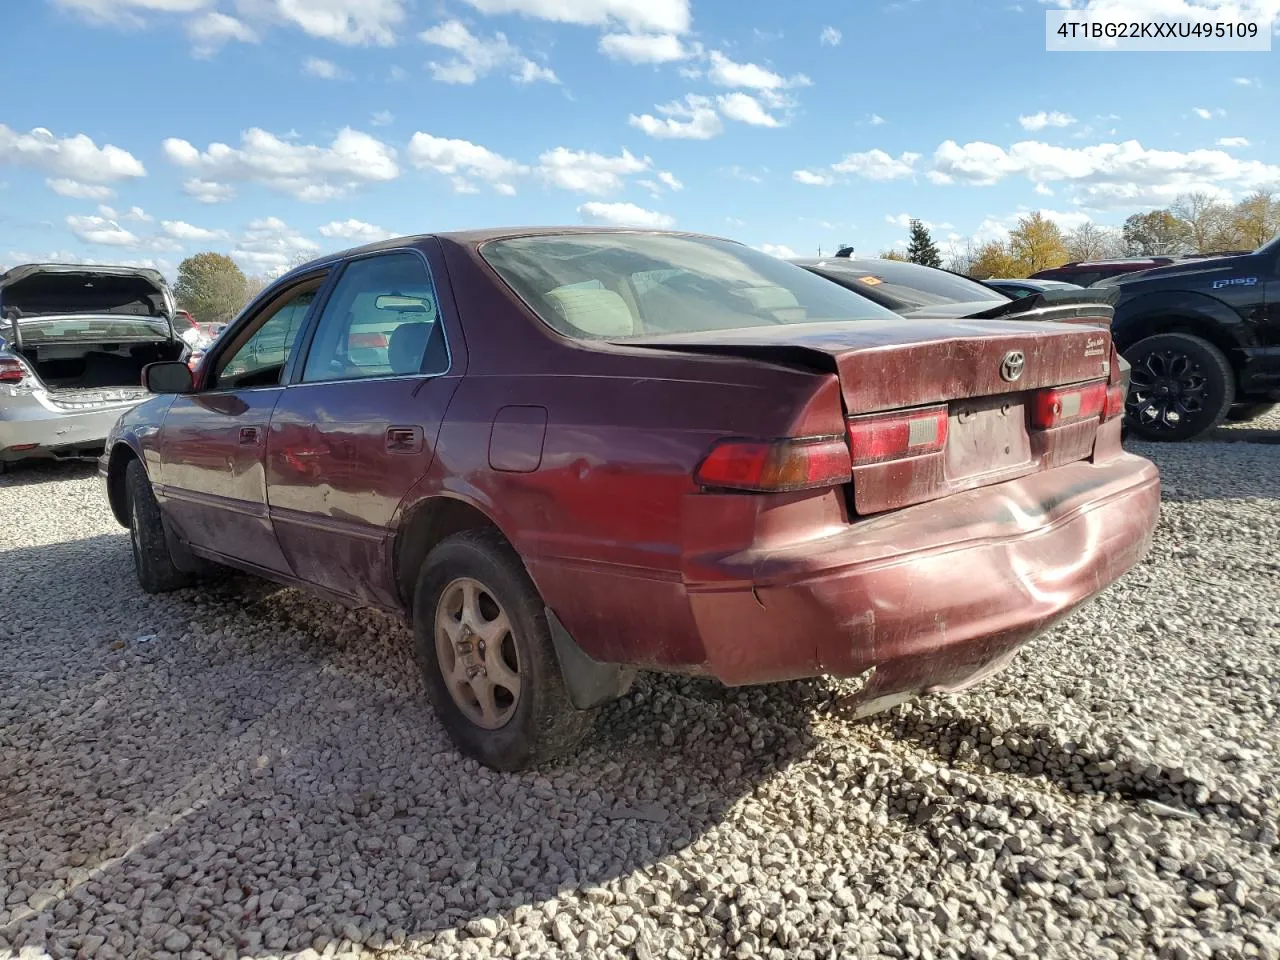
[1,424,1278,959]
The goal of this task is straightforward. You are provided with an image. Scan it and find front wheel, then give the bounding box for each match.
[125,459,192,594]
[1123,333,1234,442]
[412,530,594,771]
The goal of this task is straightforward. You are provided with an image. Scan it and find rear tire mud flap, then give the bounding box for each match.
[545,608,637,711]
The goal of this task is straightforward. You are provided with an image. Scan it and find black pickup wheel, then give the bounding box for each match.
[1123,333,1234,442]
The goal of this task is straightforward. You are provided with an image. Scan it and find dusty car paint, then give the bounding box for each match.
[104,228,1161,715]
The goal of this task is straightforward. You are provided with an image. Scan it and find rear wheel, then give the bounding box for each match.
[125,459,192,594]
[412,530,593,771]
[1227,401,1277,423]
[1123,333,1234,442]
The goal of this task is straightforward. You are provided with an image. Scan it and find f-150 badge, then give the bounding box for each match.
[1212,276,1257,289]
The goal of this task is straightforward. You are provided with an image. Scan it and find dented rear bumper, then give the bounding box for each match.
[682,452,1160,700]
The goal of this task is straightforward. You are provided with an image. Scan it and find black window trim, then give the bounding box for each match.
[284,246,452,388]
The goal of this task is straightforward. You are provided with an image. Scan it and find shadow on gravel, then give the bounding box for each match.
[0,533,825,959]
[0,459,99,487]
[888,707,1247,819]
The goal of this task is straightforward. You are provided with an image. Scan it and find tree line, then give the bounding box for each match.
[878,191,1280,279]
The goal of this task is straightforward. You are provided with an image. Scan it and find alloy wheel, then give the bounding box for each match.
[1126,347,1209,433]
[433,577,522,730]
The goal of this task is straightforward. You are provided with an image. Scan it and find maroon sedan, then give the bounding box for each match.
[101,229,1160,770]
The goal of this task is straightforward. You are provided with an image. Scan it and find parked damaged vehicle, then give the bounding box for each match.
[102,229,1161,770]
[794,256,1118,327]
[0,264,187,472]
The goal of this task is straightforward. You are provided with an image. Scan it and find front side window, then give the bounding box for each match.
[301,253,446,383]
[481,233,899,340]
[213,289,316,390]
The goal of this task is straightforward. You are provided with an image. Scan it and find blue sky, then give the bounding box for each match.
[1,0,1276,277]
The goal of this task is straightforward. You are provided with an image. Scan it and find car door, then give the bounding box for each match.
[265,247,464,605]
[158,276,326,574]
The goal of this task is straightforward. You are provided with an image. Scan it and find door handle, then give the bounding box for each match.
[239,426,261,445]
[385,425,424,454]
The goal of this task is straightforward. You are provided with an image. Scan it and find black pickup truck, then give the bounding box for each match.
[1100,237,1280,441]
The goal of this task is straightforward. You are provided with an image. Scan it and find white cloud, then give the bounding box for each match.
[237,0,407,46]
[726,165,763,183]
[867,114,886,126]
[1019,111,1076,131]
[420,19,557,85]
[46,178,115,200]
[1193,106,1226,119]
[929,137,1280,208]
[183,178,236,203]
[371,110,394,126]
[716,92,781,127]
[1218,136,1250,147]
[756,243,798,258]
[303,56,349,80]
[161,219,228,241]
[52,0,211,25]
[66,214,140,247]
[706,51,809,92]
[1034,182,1054,195]
[578,201,675,229]
[318,218,397,242]
[0,125,146,183]
[885,213,953,230]
[819,25,841,46]
[100,204,153,222]
[833,149,920,181]
[792,169,834,186]
[186,11,258,57]
[538,147,650,194]
[658,170,682,191]
[1234,76,1258,86]
[629,94,723,140]
[231,216,320,275]
[460,0,691,35]
[599,32,698,62]
[407,133,525,194]
[163,127,399,201]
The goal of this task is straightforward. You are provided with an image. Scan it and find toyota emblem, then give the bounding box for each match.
[1000,350,1026,383]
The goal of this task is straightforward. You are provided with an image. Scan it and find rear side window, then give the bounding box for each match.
[301,252,448,383]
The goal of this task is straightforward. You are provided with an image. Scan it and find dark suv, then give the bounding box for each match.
[1032,257,1180,288]
[1101,237,1280,440]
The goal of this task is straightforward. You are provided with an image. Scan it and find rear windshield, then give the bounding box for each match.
[480,233,899,340]
[12,315,170,340]
[810,260,1005,309]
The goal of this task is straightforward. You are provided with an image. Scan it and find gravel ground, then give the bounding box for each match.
[1,419,1278,960]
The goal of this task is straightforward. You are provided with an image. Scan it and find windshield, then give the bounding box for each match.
[809,260,1006,309]
[481,233,899,340]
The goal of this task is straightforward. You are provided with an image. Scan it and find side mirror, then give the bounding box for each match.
[143,361,195,394]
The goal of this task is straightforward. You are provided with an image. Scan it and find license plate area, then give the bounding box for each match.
[945,395,1033,482]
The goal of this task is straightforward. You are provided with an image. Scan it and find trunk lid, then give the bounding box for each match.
[623,318,1117,515]
[624,317,1112,413]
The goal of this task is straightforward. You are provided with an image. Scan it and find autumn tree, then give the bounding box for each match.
[969,240,1021,279]
[1064,222,1123,261]
[878,249,910,261]
[1122,210,1191,255]
[906,219,942,268]
[1008,213,1069,274]
[174,252,248,324]
[1231,191,1279,248]
[1170,192,1232,253]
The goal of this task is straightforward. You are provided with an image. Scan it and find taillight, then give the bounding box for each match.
[846,405,948,466]
[695,437,852,493]
[1104,384,1125,421]
[1031,381,1108,429]
[0,357,27,384]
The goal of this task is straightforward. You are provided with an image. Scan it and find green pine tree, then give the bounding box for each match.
[906,219,943,268]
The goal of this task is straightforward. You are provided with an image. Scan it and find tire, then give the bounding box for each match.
[1122,333,1234,442]
[1227,401,1277,423]
[125,459,192,594]
[412,529,594,771]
